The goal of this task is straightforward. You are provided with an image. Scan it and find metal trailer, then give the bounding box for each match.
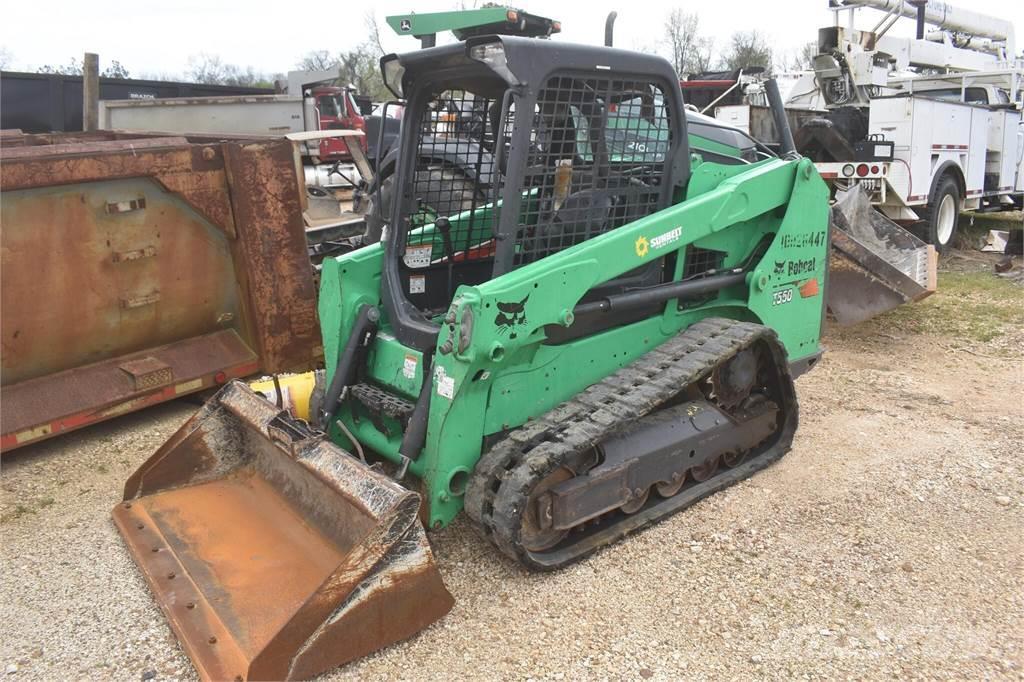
[100,91,365,189]
[99,95,307,137]
[0,70,271,133]
[0,131,322,451]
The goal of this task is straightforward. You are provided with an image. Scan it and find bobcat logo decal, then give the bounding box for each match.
[495,295,529,339]
[773,260,786,276]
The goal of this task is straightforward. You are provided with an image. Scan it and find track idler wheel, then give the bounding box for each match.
[711,348,757,408]
[520,466,574,552]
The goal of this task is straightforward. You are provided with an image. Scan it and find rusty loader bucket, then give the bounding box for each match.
[1,132,321,452]
[827,185,937,325]
[112,381,453,681]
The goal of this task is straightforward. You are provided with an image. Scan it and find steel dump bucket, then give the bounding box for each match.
[827,185,937,325]
[112,381,453,681]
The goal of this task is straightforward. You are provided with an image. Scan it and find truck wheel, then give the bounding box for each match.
[364,166,484,244]
[922,176,961,253]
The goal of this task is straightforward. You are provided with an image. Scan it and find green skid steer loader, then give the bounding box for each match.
[115,36,835,680]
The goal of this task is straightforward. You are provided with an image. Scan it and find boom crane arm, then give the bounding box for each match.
[831,0,1016,57]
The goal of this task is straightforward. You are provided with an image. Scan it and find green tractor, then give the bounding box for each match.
[115,30,837,682]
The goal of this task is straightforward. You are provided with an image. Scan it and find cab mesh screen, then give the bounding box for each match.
[511,75,672,268]
[401,89,509,266]
[398,76,672,280]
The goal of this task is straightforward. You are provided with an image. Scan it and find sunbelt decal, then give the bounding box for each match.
[651,226,682,249]
[635,226,682,258]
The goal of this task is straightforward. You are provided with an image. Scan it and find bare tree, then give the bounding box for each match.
[366,12,387,56]
[103,60,130,79]
[781,42,818,71]
[338,47,389,99]
[187,53,228,84]
[223,64,276,87]
[662,9,714,77]
[722,30,773,73]
[37,57,82,75]
[36,56,130,78]
[0,47,13,70]
[797,41,818,70]
[187,54,274,87]
[297,50,337,72]
[296,41,389,100]
[137,70,181,82]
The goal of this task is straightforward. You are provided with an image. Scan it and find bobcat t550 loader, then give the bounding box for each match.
[114,36,833,680]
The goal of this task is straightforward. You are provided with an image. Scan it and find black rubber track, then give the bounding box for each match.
[464,317,798,571]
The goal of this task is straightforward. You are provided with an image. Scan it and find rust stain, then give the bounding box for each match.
[222,141,320,373]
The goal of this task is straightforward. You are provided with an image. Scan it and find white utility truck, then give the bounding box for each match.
[715,0,1023,251]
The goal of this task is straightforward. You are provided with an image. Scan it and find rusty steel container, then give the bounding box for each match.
[1,131,322,451]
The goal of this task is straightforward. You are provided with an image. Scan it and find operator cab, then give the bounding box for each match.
[379,36,690,350]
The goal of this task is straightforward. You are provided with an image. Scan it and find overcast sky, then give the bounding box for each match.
[1,0,1020,78]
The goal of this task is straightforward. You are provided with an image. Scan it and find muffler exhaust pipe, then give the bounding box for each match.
[605,11,617,46]
[764,78,798,159]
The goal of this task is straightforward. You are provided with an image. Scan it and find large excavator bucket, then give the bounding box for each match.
[112,381,454,681]
[827,185,937,325]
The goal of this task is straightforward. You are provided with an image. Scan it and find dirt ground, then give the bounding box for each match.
[2,250,1022,681]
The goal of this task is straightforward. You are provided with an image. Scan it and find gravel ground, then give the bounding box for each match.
[2,264,1022,681]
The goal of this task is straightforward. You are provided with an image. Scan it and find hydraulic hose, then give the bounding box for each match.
[318,304,380,430]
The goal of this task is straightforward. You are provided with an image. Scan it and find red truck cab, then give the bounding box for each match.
[311,86,366,161]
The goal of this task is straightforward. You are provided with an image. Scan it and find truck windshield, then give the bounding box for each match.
[318,95,342,117]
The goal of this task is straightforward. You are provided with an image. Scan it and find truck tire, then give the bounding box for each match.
[364,166,484,244]
[921,175,961,253]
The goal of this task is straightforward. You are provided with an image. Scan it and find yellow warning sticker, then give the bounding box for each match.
[174,378,204,395]
[15,424,52,444]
